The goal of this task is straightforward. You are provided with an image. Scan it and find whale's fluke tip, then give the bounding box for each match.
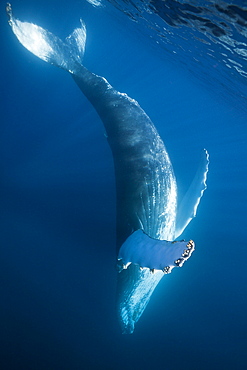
[6,3,13,23]
[6,2,11,13]
[7,4,87,74]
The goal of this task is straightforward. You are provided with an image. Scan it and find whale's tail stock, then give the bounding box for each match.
[6,3,86,74]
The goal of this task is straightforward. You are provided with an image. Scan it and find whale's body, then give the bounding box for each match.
[72,71,177,245]
[7,3,209,334]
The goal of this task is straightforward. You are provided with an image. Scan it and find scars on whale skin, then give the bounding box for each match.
[6,3,209,334]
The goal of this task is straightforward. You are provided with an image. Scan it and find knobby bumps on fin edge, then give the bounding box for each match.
[117,230,195,273]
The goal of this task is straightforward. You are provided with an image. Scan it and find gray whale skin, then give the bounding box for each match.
[6,3,209,334]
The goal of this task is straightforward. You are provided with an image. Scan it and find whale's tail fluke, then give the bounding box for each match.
[6,3,86,74]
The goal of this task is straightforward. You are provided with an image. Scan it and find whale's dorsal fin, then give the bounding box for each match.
[175,149,209,238]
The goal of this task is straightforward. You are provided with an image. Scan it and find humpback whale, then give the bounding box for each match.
[6,3,209,334]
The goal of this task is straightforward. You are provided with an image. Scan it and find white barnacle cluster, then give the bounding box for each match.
[174,240,195,267]
[150,266,173,274]
[117,240,195,274]
[117,235,194,275]
[162,266,172,274]
[117,259,173,275]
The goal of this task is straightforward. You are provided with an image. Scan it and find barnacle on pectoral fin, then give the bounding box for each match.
[173,239,195,267]
[117,232,195,333]
[163,266,172,274]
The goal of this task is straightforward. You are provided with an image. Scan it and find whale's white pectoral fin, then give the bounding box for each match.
[117,230,195,333]
[175,149,209,238]
[118,230,195,272]
[6,3,86,73]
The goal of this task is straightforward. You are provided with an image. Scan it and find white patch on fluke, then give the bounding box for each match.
[10,19,53,62]
[6,3,87,72]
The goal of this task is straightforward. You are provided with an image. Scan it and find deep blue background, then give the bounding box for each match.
[1,1,247,369]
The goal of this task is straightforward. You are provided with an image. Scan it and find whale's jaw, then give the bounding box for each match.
[117,265,164,334]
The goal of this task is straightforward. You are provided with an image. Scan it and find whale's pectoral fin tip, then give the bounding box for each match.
[175,148,209,238]
[117,233,194,334]
[117,230,195,272]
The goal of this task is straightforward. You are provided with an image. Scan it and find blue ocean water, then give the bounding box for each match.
[1,0,247,369]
